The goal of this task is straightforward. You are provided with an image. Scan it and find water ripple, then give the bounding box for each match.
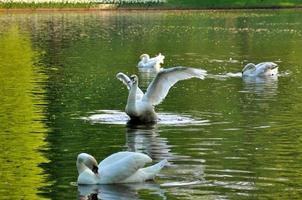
[81,110,210,126]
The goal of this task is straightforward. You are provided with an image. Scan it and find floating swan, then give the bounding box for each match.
[117,67,207,123]
[242,62,278,77]
[77,152,167,185]
[137,53,165,72]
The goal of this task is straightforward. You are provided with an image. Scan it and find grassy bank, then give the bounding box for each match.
[0,2,96,9]
[165,0,302,9]
[1,0,302,9]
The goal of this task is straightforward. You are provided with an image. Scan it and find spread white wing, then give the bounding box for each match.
[116,72,144,100]
[98,152,152,183]
[142,67,207,106]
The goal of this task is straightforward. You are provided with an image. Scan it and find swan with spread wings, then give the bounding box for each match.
[117,67,207,123]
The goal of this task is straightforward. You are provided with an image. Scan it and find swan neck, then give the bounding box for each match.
[77,161,87,174]
[128,83,138,104]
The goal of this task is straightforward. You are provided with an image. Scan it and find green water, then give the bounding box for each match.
[0,10,302,200]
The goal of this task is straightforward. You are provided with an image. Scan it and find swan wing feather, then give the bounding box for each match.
[99,152,152,183]
[139,60,159,68]
[255,62,278,74]
[149,54,165,64]
[142,67,207,106]
[242,63,256,73]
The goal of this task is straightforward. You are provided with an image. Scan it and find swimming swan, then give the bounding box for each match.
[242,62,278,77]
[137,53,165,72]
[117,67,207,123]
[77,152,167,185]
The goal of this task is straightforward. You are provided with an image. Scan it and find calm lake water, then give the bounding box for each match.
[1,9,302,200]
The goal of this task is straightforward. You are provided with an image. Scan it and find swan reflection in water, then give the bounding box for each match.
[125,126,205,185]
[221,71,279,98]
[78,183,166,200]
[125,126,174,162]
[137,69,156,88]
[242,75,278,98]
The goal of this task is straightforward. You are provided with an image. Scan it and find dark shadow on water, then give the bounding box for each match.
[81,110,209,127]
[126,118,157,128]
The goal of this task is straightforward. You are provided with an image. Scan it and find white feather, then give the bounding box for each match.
[242,62,278,77]
[142,67,207,106]
[98,152,151,184]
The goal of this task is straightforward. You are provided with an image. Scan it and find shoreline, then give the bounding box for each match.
[1,1,302,12]
[1,6,302,12]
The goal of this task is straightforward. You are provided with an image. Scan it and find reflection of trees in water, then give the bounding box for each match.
[2,12,302,70]
[0,26,49,199]
[1,11,301,200]
[78,183,166,200]
[126,127,173,162]
[233,75,280,129]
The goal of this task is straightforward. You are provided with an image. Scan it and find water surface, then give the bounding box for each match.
[0,10,302,199]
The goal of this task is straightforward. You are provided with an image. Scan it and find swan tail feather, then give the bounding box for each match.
[141,159,168,180]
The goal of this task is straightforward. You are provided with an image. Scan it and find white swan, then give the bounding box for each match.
[117,66,207,123]
[77,152,167,185]
[242,62,278,77]
[137,53,165,72]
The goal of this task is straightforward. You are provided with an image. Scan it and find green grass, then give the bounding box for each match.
[1,0,302,9]
[166,0,302,9]
[0,1,165,9]
[0,2,97,9]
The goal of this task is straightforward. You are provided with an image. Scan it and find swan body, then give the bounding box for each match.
[77,152,167,185]
[117,67,207,123]
[137,53,165,72]
[242,62,278,77]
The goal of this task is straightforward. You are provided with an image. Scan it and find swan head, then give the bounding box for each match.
[130,75,139,85]
[140,54,150,62]
[77,153,99,175]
